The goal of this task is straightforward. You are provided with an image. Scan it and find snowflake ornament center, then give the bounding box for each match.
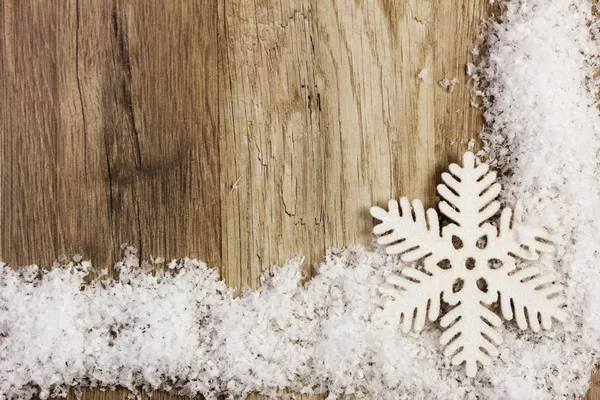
[370,152,568,377]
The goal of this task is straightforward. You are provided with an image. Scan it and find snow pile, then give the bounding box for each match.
[1,243,594,399]
[469,0,600,396]
[1,0,599,399]
[0,251,229,398]
[0,248,456,399]
[9,244,568,400]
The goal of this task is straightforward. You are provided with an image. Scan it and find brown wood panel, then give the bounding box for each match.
[219,0,325,289]
[0,0,597,399]
[1,0,63,267]
[0,0,220,267]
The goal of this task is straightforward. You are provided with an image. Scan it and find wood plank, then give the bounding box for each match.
[114,0,220,266]
[0,0,220,268]
[586,370,600,400]
[1,0,63,267]
[218,0,324,289]
[432,0,489,180]
[313,0,489,242]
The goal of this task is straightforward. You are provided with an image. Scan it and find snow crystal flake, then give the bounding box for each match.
[439,78,460,91]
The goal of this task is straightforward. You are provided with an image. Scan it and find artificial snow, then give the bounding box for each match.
[0,248,449,399]
[439,78,460,91]
[469,0,600,397]
[1,0,599,399]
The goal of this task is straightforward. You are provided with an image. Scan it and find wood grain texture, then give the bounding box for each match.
[219,0,324,289]
[0,0,220,270]
[0,0,597,399]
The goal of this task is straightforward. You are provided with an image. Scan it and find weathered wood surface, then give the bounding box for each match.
[0,1,597,399]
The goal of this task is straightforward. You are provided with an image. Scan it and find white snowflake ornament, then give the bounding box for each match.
[370,152,568,377]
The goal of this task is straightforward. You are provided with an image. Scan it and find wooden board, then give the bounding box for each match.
[0,0,597,399]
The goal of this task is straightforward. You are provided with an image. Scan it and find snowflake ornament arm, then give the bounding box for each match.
[370,197,453,262]
[370,196,457,333]
[439,285,503,378]
[486,208,568,331]
[378,265,455,333]
[371,152,568,377]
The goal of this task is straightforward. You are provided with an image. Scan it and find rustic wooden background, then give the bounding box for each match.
[0,0,597,399]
